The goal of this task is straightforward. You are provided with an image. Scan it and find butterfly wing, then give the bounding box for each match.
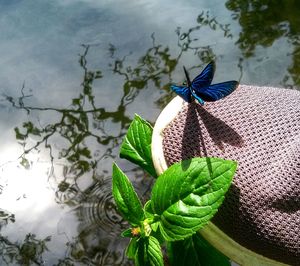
[191,61,215,91]
[195,81,238,102]
[171,85,192,102]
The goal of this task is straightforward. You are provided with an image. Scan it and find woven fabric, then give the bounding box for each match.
[162,85,300,265]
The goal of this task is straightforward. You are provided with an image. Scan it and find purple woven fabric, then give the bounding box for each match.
[162,85,300,265]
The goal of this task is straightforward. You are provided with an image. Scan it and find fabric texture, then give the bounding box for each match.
[162,85,300,265]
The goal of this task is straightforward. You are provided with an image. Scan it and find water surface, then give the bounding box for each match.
[0,0,300,265]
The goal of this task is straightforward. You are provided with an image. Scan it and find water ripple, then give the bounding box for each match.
[78,177,128,233]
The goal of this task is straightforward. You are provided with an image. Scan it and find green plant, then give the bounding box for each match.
[112,114,237,265]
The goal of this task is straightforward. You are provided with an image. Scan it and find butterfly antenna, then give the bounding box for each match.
[183,66,192,87]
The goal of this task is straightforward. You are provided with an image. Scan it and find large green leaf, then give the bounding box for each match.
[120,114,157,177]
[151,157,237,241]
[168,233,230,266]
[112,163,144,226]
[135,236,163,266]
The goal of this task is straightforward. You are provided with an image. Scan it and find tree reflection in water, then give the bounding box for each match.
[0,234,51,265]
[3,3,300,262]
[226,0,300,87]
[1,8,284,264]
[2,4,300,262]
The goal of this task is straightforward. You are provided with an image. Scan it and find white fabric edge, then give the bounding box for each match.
[152,96,185,175]
[151,94,288,266]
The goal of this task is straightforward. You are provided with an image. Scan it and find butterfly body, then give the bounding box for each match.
[171,61,238,105]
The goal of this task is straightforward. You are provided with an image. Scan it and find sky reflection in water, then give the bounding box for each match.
[0,0,300,265]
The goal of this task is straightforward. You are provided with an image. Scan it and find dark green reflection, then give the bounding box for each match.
[0,234,51,265]
[5,10,233,182]
[2,12,236,265]
[226,0,300,86]
[0,210,15,227]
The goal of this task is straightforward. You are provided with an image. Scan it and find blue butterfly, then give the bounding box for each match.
[171,61,239,105]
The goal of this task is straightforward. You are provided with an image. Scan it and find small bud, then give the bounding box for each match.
[131,227,141,237]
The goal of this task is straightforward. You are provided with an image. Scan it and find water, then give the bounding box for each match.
[0,0,299,265]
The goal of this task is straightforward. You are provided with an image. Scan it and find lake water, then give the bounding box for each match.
[0,0,299,265]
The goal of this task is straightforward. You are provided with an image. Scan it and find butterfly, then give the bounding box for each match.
[171,61,239,105]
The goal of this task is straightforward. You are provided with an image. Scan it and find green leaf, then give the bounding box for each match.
[120,114,157,177]
[168,233,230,266]
[151,157,237,241]
[112,163,144,226]
[126,238,138,259]
[144,200,155,218]
[135,236,163,266]
[122,228,134,238]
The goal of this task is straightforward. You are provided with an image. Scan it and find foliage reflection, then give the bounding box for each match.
[226,0,300,86]
[2,5,299,264]
[0,11,236,265]
[0,234,51,265]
